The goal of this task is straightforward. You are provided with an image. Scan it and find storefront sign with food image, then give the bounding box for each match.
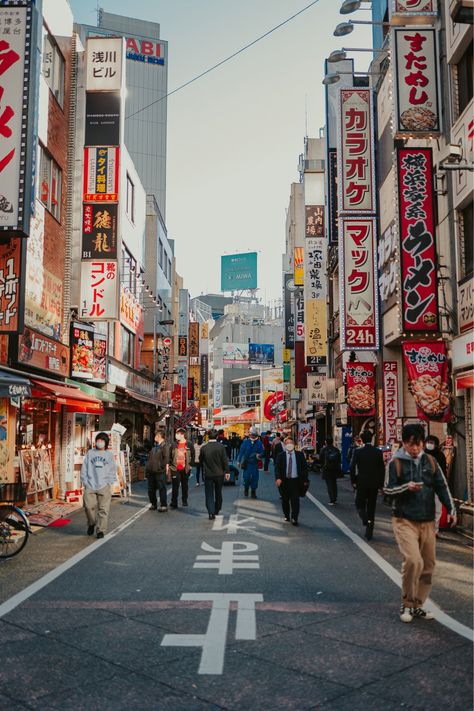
[393,29,441,138]
[70,321,107,383]
[391,1,438,19]
[398,147,438,332]
[402,341,451,422]
[346,362,376,417]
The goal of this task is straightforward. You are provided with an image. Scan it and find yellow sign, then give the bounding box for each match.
[200,393,209,408]
[294,247,304,286]
[283,348,291,363]
[201,322,209,340]
[304,299,327,362]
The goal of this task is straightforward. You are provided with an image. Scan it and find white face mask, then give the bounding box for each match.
[286,443,295,452]
[425,443,435,451]
[96,441,106,450]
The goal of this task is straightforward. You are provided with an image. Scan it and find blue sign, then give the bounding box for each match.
[221,253,257,292]
[249,344,274,365]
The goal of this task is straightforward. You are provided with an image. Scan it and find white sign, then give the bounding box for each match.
[80,260,118,320]
[86,37,124,92]
[458,276,474,335]
[307,374,327,404]
[383,361,399,444]
[391,0,437,16]
[62,412,75,487]
[452,332,474,371]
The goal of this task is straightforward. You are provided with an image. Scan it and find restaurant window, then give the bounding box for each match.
[126,174,135,223]
[39,146,62,221]
[120,326,135,368]
[42,29,65,108]
[456,40,473,118]
[459,201,473,278]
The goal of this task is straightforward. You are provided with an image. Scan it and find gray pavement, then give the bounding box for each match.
[0,466,472,710]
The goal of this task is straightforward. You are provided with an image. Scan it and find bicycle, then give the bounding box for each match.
[0,482,30,559]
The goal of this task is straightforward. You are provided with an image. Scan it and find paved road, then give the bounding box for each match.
[0,467,472,710]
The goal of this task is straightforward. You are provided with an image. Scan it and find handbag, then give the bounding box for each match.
[299,478,310,497]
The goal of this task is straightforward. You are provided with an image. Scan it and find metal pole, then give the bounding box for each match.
[153,311,157,379]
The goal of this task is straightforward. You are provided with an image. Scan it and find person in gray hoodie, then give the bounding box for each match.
[384,424,456,624]
[81,432,117,539]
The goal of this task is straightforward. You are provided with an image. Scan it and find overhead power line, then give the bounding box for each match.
[125,0,322,120]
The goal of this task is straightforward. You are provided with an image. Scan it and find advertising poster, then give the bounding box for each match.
[294,247,304,286]
[80,260,118,320]
[0,238,25,333]
[248,343,274,365]
[83,147,119,202]
[222,343,249,366]
[398,148,438,331]
[85,92,121,146]
[262,367,285,423]
[82,203,117,260]
[402,341,451,422]
[346,362,376,417]
[298,422,315,450]
[383,361,400,444]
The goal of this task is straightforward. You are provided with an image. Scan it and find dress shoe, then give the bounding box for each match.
[96,531,104,539]
[87,524,95,536]
[149,505,157,511]
[170,503,178,509]
[291,519,298,526]
[208,513,215,520]
[244,488,249,497]
[158,506,168,512]
[251,490,257,499]
[182,501,188,507]
[365,522,374,541]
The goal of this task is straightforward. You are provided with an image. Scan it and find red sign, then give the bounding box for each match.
[181,385,187,413]
[383,362,399,444]
[398,147,438,332]
[171,383,182,413]
[187,377,194,401]
[0,238,25,333]
[18,328,70,377]
[346,362,376,417]
[402,341,450,422]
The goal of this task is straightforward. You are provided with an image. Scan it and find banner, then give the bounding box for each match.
[189,322,199,358]
[82,203,117,259]
[294,247,304,286]
[0,238,25,333]
[393,28,441,138]
[80,260,118,320]
[346,362,376,417]
[83,147,120,202]
[398,147,438,332]
[338,88,376,214]
[340,217,379,350]
[305,206,324,237]
[284,274,296,349]
[383,362,399,444]
[200,354,209,393]
[304,236,327,365]
[249,343,274,365]
[402,341,450,422]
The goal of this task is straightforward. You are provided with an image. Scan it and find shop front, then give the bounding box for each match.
[452,331,474,515]
[0,368,31,492]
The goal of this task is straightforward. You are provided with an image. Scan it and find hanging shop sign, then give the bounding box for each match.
[305,206,325,237]
[83,147,119,202]
[378,220,399,313]
[0,3,39,237]
[178,335,188,358]
[119,286,142,334]
[18,328,69,377]
[398,147,438,332]
[86,37,124,92]
[85,91,121,146]
[171,383,182,413]
[200,354,209,394]
[346,362,376,417]
[402,341,450,422]
[284,274,296,349]
[294,247,304,286]
[340,216,379,351]
[327,148,338,244]
[188,322,199,358]
[0,238,25,333]
[338,88,376,215]
[383,361,400,444]
[70,321,108,383]
[187,377,194,402]
[393,28,441,138]
[80,260,118,320]
[307,373,327,405]
[295,288,305,342]
[304,236,327,366]
[82,203,117,260]
[391,1,438,20]
[458,275,474,335]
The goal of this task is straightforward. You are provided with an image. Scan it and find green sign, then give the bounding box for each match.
[221,252,257,292]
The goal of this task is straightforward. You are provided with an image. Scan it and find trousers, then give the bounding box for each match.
[279,478,300,521]
[393,517,436,608]
[83,485,112,534]
[147,473,167,507]
[243,468,259,491]
[204,477,224,515]
[324,474,338,503]
[355,486,378,524]
[171,471,189,505]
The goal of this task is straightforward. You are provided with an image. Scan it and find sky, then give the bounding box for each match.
[70,0,372,303]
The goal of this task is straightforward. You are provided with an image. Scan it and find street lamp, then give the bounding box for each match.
[340,0,372,13]
[333,19,389,36]
[322,70,380,85]
[327,47,388,63]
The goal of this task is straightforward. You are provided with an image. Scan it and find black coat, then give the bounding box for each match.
[145,442,169,479]
[275,450,308,482]
[349,444,385,489]
[199,440,229,479]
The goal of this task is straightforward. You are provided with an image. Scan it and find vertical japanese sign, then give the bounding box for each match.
[305,206,325,237]
[294,247,304,286]
[284,274,295,349]
[393,28,441,138]
[304,236,327,365]
[0,237,25,333]
[402,341,450,422]
[338,88,376,215]
[200,354,208,394]
[327,149,338,244]
[340,217,380,350]
[295,288,305,342]
[0,3,39,236]
[82,203,117,259]
[86,37,124,92]
[307,373,327,404]
[119,287,142,334]
[397,147,438,332]
[189,322,199,358]
[80,260,118,320]
[383,362,399,444]
[172,383,182,413]
[178,335,188,358]
[83,148,119,202]
[346,362,376,417]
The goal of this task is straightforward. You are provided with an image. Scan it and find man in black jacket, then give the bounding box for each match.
[319,437,341,505]
[274,437,309,526]
[145,428,169,512]
[349,429,385,540]
[199,430,230,519]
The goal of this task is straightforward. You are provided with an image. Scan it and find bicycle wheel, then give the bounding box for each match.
[0,505,29,559]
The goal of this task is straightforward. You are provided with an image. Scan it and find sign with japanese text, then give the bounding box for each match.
[402,341,450,422]
[398,147,438,332]
[85,92,121,146]
[304,236,327,365]
[307,373,327,404]
[295,288,305,342]
[294,247,304,286]
[18,327,70,377]
[83,147,119,202]
[393,29,441,138]
[391,0,437,17]
[80,260,118,320]
[82,203,117,260]
[178,335,188,358]
[305,206,325,237]
[86,37,124,92]
[378,221,399,314]
[200,354,209,394]
[188,321,199,358]
[284,274,296,349]
[172,383,182,413]
[304,237,326,302]
[338,88,376,215]
[346,362,376,417]
[187,377,194,402]
[0,237,24,333]
[458,275,474,335]
[70,321,107,383]
[340,217,379,351]
[327,148,338,244]
[383,361,399,444]
[119,286,142,335]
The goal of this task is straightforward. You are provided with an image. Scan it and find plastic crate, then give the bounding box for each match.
[0,482,27,502]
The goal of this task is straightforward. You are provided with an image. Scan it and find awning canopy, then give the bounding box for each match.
[218,407,257,422]
[455,370,474,390]
[124,389,157,407]
[0,369,30,398]
[31,379,103,414]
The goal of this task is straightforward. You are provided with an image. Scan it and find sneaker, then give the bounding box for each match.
[87,524,95,536]
[412,607,434,620]
[158,506,168,512]
[96,531,105,540]
[251,490,257,499]
[195,483,200,487]
[328,502,336,506]
[399,604,413,623]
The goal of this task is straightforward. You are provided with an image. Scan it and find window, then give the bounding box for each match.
[42,29,64,107]
[158,240,163,268]
[121,248,136,294]
[39,146,61,220]
[167,257,172,282]
[120,326,135,367]
[126,174,135,223]
[460,201,473,278]
[456,41,473,117]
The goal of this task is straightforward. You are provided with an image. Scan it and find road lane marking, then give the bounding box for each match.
[212,513,256,534]
[193,541,260,574]
[306,492,473,642]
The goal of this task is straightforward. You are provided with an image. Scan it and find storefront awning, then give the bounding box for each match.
[0,369,31,398]
[455,370,474,390]
[65,378,116,403]
[31,379,104,414]
[124,389,157,407]
[218,407,257,422]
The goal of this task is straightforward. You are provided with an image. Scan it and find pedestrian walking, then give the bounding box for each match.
[319,436,342,505]
[238,427,264,498]
[169,428,194,508]
[347,435,362,469]
[274,437,309,526]
[194,435,204,486]
[145,428,169,512]
[384,424,456,624]
[230,433,239,461]
[262,431,272,472]
[271,432,284,462]
[199,429,230,519]
[80,432,117,539]
[349,430,385,540]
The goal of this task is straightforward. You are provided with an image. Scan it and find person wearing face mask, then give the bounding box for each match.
[169,427,194,508]
[238,427,264,498]
[274,438,309,526]
[80,432,117,539]
[384,424,456,624]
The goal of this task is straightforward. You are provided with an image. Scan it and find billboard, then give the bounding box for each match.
[402,341,450,422]
[83,147,119,202]
[80,260,118,320]
[304,236,327,366]
[222,343,249,366]
[70,321,108,383]
[346,362,376,417]
[82,203,118,260]
[85,91,121,146]
[261,367,285,423]
[248,343,274,365]
[284,274,296,349]
[221,252,257,292]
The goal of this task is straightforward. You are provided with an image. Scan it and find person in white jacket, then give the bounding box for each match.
[80,432,117,539]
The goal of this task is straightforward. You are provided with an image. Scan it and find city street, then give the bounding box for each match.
[0,468,472,710]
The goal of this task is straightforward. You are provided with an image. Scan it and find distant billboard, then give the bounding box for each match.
[221,253,257,292]
[249,343,275,365]
[222,343,249,366]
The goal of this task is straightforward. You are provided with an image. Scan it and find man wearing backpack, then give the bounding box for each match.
[320,436,342,505]
[384,424,456,624]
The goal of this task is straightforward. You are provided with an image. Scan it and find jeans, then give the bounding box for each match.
[243,468,259,491]
[355,486,378,524]
[279,478,300,521]
[147,473,167,507]
[263,452,271,471]
[204,476,224,515]
[171,471,189,505]
[195,464,202,484]
[325,475,338,503]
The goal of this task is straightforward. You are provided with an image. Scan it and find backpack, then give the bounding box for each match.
[325,446,341,471]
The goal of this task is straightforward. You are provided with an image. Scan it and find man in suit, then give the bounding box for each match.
[349,429,385,540]
[275,437,309,526]
[199,429,230,520]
